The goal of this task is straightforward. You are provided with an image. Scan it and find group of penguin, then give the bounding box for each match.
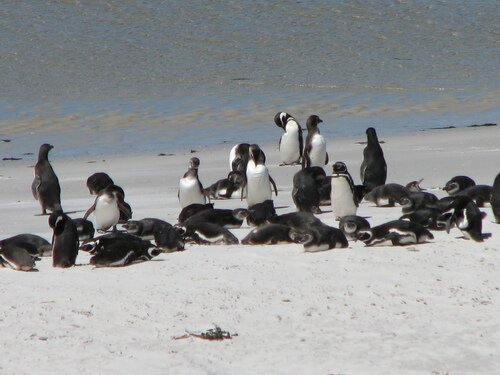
[1,112,499,271]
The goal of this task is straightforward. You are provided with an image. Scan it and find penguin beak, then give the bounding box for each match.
[318,118,323,123]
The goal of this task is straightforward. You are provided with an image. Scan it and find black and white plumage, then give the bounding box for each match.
[246,200,277,227]
[48,212,79,268]
[356,220,434,246]
[331,162,359,220]
[301,223,349,252]
[274,112,303,165]
[179,157,207,208]
[302,115,328,168]
[0,233,52,257]
[267,211,322,228]
[242,224,307,245]
[84,185,131,232]
[121,218,185,252]
[400,208,446,230]
[183,208,248,228]
[360,127,387,193]
[229,143,252,172]
[182,222,239,245]
[399,192,439,214]
[338,215,371,241]
[363,183,409,207]
[86,172,114,195]
[86,233,161,267]
[178,203,214,224]
[245,144,278,207]
[492,172,500,223]
[205,171,246,200]
[0,244,39,271]
[72,218,95,241]
[31,143,62,215]
[439,196,490,242]
[456,185,492,207]
[442,175,476,195]
[292,166,326,213]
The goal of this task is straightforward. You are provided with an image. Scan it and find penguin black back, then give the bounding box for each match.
[49,212,79,268]
[360,127,387,193]
[492,172,500,223]
[31,143,62,215]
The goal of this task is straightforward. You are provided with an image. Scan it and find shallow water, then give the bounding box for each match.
[1,0,499,157]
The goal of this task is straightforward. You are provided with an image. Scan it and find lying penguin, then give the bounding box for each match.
[356,220,434,246]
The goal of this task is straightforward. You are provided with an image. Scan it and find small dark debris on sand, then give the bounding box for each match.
[2,139,11,142]
[423,123,496,131]
[22,152,34,156]
[2,157,22,161]
[173,326,236,341]
[158,153,175,157]
[356,141,385,145]
[190,149,197,153]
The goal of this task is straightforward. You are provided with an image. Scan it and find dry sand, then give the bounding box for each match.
[0,126,499,374]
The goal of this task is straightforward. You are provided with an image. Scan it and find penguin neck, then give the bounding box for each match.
[38,149,50,162]
[184,168,199,179]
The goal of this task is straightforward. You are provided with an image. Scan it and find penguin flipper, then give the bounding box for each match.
[269,175,278,196]
[118,202,132,219]
[31,175,41,200]
[325,152,329,166]
[298,127,304,158]
[302,145,311,169]
[83,202,97,220]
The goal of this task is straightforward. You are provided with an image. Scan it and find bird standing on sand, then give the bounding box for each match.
[178,157,207,208]
[302,115,328,169]
[31,143,62,215]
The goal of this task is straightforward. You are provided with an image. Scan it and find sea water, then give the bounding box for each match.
[0,0,498,157]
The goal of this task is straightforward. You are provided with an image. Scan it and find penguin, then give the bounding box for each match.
[179,157,207,208]
[178,203,214,224]
[72,218,95,241]
[182,222,239,245]
[245,144,278,207]
[84,185,131,232]
[363,183,409,207]
[274,112,303,165]
[360,127,387,193]
[0,245,39,271]
[48,212,79,268]
[492,172,500,223]
[443,176,476,195]
[183,208,249,228]
[319,176,332,205]
[399,191,439,214]
[121,218,171,239]
[153,225,185,253]
[338,215,371,241]
[292,166,326,213]
[456,185,492,207]
[331,161,359,220]
[300,223,349,252]
[205,171,246,200]
[400,208,446,230]
[247,200,277,227]
[406,179,425,193]
[229,143,252,172]
[356,220,434,246]
[439,195,490,242]
[242,224,306,245]
[31,143,62,215]
[86,172,114,195]
[87,233,161,267]
[267,211,322,228]
[302,115,328,168]
[0,233,52,257]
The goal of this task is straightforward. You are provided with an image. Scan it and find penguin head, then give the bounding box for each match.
[38,143,54,159]
[442,181,460,195]
[289,228,313,244]
[306,115,322,131]
[356,230,372,243]
[406,179,424,192]
[366,127,378,141]
[227,171,246,186]
[189,157,200,170]
[48,212,67,235]
[232,208,249,220]
[148,248,162,258]
[249,144,265,165]
[342,221,358,235]
[274,112,291,129]
[332,161,348,174]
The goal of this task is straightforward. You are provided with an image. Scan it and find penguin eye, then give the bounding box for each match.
[149,248,161,257]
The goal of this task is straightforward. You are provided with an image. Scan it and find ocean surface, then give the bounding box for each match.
[1,0,499,157]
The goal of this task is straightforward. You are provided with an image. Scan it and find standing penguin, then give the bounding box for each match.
[331,161,359,220]
[360,127,387,193]
[245,144,278,207]
[229,143,252,172]
[492,172,500,223]
[292,166,326,213]
[274,112,303,165]
[31,144,62,215]
[84,185,131,232]
[178,157,207,209]
[48,212,79,268]
[302,115,328,169]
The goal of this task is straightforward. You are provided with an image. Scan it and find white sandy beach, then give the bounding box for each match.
[0,126,499,375]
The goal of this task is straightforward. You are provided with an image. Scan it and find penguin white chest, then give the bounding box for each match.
[280,123,300,164]
[309,134,327,167]
[331,176,357,220]
[95,195,120,230]
[179,177,205,208]
[246,164,272,206]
